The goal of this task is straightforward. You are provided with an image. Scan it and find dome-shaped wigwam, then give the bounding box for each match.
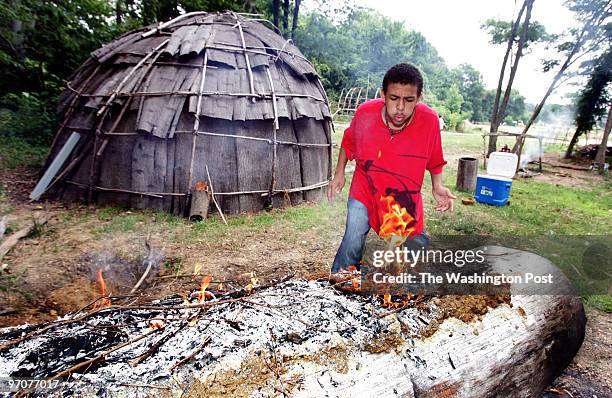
[32,11,332,216]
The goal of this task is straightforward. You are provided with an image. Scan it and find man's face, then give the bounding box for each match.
[381,83,420,129]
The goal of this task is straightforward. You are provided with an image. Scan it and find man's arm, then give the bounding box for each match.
[430,172,456,212]
[327,148,349,202]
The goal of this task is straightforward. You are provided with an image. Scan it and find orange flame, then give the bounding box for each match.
[378,195,416,238]
[92,269,111,310]
[194,181,209,191]
[197,275,213,303]
[383,292,392,307]
[148,319,165,329]
[245,272,259,293]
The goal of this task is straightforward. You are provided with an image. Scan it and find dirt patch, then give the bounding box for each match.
[0,199,340,328]
[522,153,605,190]
[0,165,38,206]
[434,294,512,323]
[540,307,612,398]
[185,352,296,398]
[414,294,513,338]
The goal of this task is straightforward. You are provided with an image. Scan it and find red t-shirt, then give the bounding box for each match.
[341,99,446,236]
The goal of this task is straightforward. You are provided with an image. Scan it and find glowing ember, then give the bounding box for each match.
[245,272,259,293]
[194,181,209,191]
[148,319,165,329]
[378,195,416,240]
[383,292,392,307]
[92,269,111,310]
[197,275,213,303]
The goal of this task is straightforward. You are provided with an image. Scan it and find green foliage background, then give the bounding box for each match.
[0,0,531,146]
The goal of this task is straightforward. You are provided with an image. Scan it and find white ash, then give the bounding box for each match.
[0,279,441,398]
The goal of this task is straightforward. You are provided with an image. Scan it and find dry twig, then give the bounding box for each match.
[130,236,155,293]
[0,214,51,261]
[169,336,211,371]
[50,328,162,380]
[206,165,227,225]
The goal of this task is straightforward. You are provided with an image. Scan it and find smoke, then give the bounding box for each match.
[86,245,164,293]
[519,140,544,169]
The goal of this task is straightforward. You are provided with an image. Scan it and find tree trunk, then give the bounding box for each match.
[564,127,581,158]
[283,0,290,37]
[513,5,608,165]
[272,0,280,29]
[496,0,533,135]
[115,0,123,24]
[488,0,529,155]
[291,0,301,39]
[142,0,155,25]
[594,104,612,172]
[8,0,25,60]
[513,22,589,161]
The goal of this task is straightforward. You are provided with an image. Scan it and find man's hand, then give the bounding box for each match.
[327,173,345,202]
[432,185,456,212]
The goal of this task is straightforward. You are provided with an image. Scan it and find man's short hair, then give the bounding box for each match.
[382,63,424,96]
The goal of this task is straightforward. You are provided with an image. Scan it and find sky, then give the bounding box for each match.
[304,0,581,104]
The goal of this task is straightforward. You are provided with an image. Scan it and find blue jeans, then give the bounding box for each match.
[331,198,430,272]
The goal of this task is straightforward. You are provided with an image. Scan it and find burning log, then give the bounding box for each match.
[0,248,585,398]
[188,181,210,222]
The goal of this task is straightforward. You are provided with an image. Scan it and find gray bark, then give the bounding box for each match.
[488,0,530,155]
[594,104,612,171]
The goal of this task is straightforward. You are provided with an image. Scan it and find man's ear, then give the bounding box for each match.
[380,89,386,100]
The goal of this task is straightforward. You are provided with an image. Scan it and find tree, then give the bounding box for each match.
[565,47,612,158]
[270,0,301,38]
[291,0,301,39]
[514,0,612,159]
[484,0,536,155]
[594,105,611,172]
[272,0,280,28]
[282,0,289,34]
[451,64,486,122]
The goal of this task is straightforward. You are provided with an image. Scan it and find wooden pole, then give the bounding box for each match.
[206,165,227,225]
[232,12,255,98]
[187,52,209,193]
[266,66,280,200]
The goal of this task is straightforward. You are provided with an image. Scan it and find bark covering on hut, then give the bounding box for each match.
[40,11,332,215]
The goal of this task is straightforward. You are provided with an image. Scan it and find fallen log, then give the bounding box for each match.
[0,214,51,262]
[538,160,591,171]
[0,247,585,398]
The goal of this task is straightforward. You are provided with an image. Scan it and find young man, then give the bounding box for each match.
[328,63,455,273]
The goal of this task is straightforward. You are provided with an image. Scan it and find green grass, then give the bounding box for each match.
[0,136,48,169]
[1,124,609,311]
[585,295,612,312]
[423,177,612,235]
[92,207,185,234]
[0,270,32,301]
